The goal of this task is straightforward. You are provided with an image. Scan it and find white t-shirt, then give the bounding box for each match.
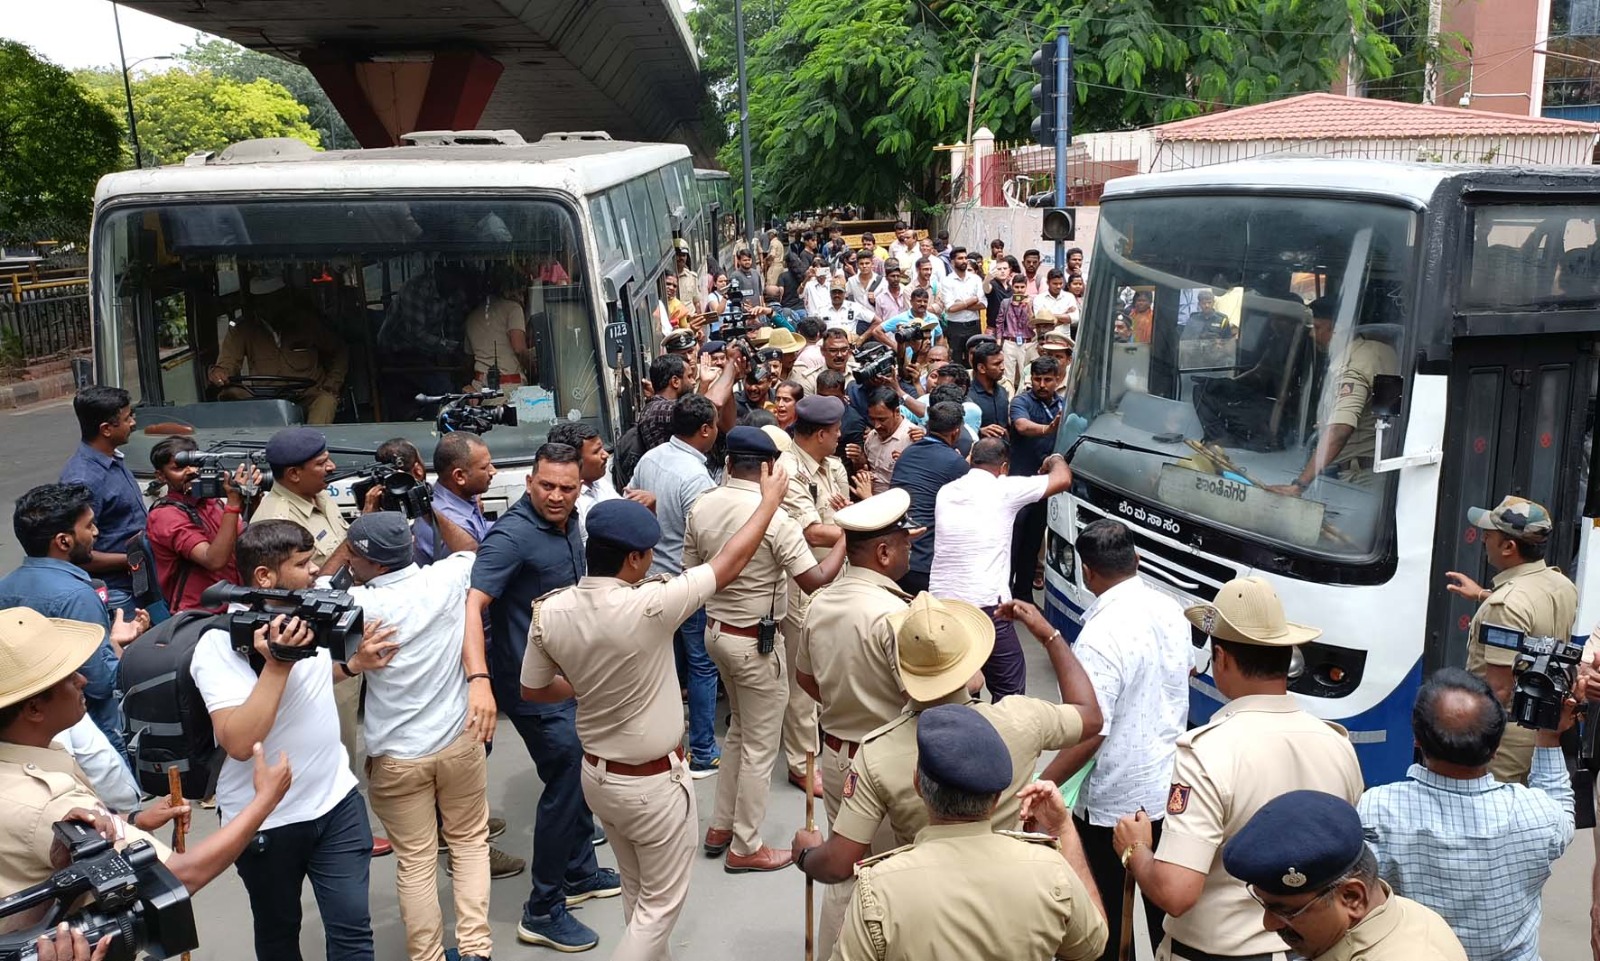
[804,279,833,316]
[575,475,620,544]
[927,469,1049,605]
[1032,290,1080,325]
[349,554,475,760]
[190,625,356,830]
[941,270,985,325]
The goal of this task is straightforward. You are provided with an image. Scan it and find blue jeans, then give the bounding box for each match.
[507,703,600,917]
[674,608,720,763]
[232,788,375,961]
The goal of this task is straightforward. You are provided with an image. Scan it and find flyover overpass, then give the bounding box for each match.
[122,0,709,159]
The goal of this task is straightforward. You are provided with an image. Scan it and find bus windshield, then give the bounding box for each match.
[94,195,603,467]
[1059,194,1417,563]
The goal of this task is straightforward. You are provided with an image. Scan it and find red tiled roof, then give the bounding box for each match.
[1154,92,1599,142]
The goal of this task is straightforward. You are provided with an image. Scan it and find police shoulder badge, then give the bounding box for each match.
[842,770,858,799]
[1282,867,1308,889]
[1166,783,1191,816]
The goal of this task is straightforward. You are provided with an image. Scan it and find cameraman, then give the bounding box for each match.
[0,607,292,922]
[188,521,401,961]
[385,434,487,566]
[147,437,260,613]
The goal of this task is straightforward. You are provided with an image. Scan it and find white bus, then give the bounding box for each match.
[90,130,715,515]
[1045,159,1600,785]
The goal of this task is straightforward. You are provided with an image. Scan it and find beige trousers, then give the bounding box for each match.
[366,731,492,961]
[780,584,820,775]
[335,677,362,782]
[706,622,787,856]
[815,738,897,961]
[1489,722,1536,785]
[581,753,698,961]
[1000,338,1039,399]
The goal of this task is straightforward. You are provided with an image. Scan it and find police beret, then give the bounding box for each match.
[702,340,727,354]
[836,488,911,537]
[726,425,780,459]
[347,511,415,568]
[264,427,328,470]
[915,704,1012,794]
[585,499,661,553]
[662,330,697,353]
[1222,791,1365,896]
[794,394,844,426]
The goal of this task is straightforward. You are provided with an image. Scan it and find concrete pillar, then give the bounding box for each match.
[971,126,996,205]
[949,141,967,197]
[305,47,505,147]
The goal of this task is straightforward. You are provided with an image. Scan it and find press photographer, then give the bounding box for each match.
[0,607,291,942]
[187,520,399,961]
[146,438,263,614]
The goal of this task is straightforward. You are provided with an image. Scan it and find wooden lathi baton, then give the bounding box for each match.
[1117,869,1136,961]
[804,750,816,961]
[166,766,191,961]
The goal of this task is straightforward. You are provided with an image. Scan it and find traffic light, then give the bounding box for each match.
[1031,42,1057,147]
[1042,207,1075,242]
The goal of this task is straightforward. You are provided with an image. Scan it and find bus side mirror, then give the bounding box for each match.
[1371,374,1402,419]
[603,260,637,304]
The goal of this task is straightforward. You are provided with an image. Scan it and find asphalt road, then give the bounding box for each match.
[0,400,1593,959]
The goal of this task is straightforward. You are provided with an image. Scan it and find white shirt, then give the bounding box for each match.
[927,469,1049,605]
[575,474,620,543]
[804,279,833,316]
[191,622,356,830]
[1071,576,1192,826]
[1033,290,1080,326]
[821,301,869,332]
[59,716,140,814]
[941,270,984,325]
[349,554,474,759]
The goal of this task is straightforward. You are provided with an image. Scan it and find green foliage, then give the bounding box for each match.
[180,38,358,150]
[0,41,122,242]
[0,329,25,374]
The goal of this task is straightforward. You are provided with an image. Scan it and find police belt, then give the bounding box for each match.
[583,746,684,777]
[708,618,760,638]
[1168,939,1279,961]
[822,731,860,758]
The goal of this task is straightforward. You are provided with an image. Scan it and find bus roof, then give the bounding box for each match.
[94,136,692,206]
[1101,157,1600,207]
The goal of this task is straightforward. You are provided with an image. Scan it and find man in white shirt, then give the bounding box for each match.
[190,519,400,961]
[1032,268,1080,332]
[940,247,987,367]
[1040,519,1191,960]
[918,238,949,283]
[550,421,655,542]
[846,254,882,312]
[803,263,834,317]
[821,277,871,335]
[928,438,1073,700]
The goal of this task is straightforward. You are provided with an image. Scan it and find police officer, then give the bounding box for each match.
[794,487,917,956]
[685,427,846,871]
[519,479,788,958]
[777,394,853,795]
[1444,494,1577,784]
[1113,577,1364,961]
[208,275,348,424]
[830,704,1109,961]
[1222,791,1467,961]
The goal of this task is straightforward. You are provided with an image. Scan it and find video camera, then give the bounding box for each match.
[347,457,433,520]
[716,279,780,385]
[851,341,898,386]
[1482,622,1584,730]
[415,391,518,436]
[171,449,266,501]
[0,819,197,961]
[198,581,364,666]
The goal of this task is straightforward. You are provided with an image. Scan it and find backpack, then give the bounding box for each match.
[612,425,645,489]
[117,610,227,799]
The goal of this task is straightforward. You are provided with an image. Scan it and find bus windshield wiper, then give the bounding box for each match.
[1062,433,1187,465]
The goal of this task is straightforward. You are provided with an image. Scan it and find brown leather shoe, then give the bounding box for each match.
[724,846,793,873]
[703,827,733,859]
[788,769,823,798]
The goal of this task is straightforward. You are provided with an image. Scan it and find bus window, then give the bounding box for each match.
[1464,204,1600,310]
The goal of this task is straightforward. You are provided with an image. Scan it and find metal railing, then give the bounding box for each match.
[0,272,92,363]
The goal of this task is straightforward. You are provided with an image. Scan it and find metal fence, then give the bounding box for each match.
[0,273,92,363]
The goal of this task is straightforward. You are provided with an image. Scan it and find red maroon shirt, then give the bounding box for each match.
[146,495,242,612]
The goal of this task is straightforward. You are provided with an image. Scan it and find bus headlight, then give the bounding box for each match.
[1046,531,1076,582]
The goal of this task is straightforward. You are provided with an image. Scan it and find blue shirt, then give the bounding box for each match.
[59,444,148,594]
[469,495,584,716]
[414,485,493,566]
[630,437,715,577]
[967,380,1010,430]
[1008,390,1064,477]
[889,436,970,576]
[1358,748,1574,961]
[0,558,127,758]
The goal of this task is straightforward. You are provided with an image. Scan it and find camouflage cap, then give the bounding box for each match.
[1467,495,1553,542]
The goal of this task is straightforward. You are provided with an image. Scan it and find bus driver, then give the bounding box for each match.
[208,274,349,425]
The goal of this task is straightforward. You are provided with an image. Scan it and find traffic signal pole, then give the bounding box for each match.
[1053,27,1070,270]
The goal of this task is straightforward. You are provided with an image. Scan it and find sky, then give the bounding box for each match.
[3,0,218,71]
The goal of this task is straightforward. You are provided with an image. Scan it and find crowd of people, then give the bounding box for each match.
[0,219,1591,961]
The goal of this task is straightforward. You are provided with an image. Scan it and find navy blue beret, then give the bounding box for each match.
[795,394,844,426]
[1222,791,1365,896]
[586,499,661,553]
[726,425,779,458]
[703,340,727,354]
[916,704,1011,794]
[264,427,328,470]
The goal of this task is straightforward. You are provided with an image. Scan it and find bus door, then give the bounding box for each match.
[602,260,647,430]
[1426,332,1596,671]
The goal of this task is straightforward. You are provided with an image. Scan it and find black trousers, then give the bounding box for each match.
[1074,813,1167,961]
[1010,499,1048,602]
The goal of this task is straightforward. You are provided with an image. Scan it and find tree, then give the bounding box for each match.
[180,38,358,150]
[0,41,122,242]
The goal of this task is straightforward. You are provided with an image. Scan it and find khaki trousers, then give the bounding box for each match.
[780,584,820,775]
[366,730,492,961]
[1489,722,1536,785]
[581,753,697,961]
[335,678,362,782]
[1158,936,1288,961]
[706,622,787,856]
[1000,338,1039,399]
[815,738,897,961]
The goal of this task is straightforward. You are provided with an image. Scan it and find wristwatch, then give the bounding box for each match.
[1120,841,1146,868]
[795,845,812,873]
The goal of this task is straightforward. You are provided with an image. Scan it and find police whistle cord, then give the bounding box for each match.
[804,749,816,961]
[167,765,193,961]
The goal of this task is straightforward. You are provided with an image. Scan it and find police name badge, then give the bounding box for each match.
[1166,783,1191,816]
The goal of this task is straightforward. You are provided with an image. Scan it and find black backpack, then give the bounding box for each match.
[127,498,209,613]
[118,610,227,799]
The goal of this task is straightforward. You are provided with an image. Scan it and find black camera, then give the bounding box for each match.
[172,449,266,501]
[348,458,433,520]
[199,581,365,666]
[416,391,519,436]
[0,819,197,961]
[851,341,898,385]
[1483,622,1583,730]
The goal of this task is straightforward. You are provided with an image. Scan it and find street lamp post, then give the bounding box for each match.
[733,0,757,254]
[111,2,174,169]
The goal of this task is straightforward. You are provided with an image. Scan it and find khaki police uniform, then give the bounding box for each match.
[1322,335,1397,478]
[776,443,851,775]
[212,307,348,425]
[1155,694,1363,961]
[830,822,1107,961]
[522,565,719,961]
[1308,884,1467,961]
[0,741,172,898]
[1464,559,1578,784]
[684,478,817,856]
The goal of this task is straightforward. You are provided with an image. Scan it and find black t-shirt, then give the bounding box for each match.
[779,269,806,310]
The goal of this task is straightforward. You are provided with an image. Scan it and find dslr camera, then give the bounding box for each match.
[199,581,365,666]
[851,341,898,386]
[172,449,266,501]
[1481,622,1583,730]
[0,819,197,961]
[348,457,433,520]
[416,390,518,436]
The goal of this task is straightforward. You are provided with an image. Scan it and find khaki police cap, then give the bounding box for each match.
[891,593,995,701]
[760,424,793,454]
[0,608,106,709]
[746,327,773,347]
[1039,330,1074,352]
[766,328,806,355]
[1184,576,1321,647]
[835,488,912,538]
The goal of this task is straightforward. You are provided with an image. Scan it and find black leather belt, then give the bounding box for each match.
[1169,940,1277,961]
